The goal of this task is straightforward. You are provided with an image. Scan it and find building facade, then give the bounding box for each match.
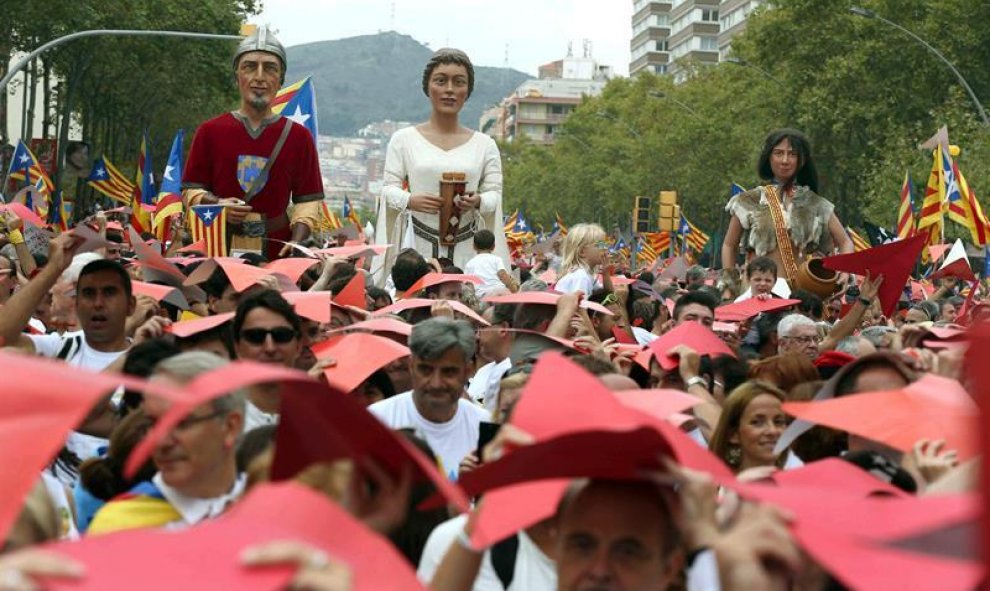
[629,0,673,76]
[718,0,764,59]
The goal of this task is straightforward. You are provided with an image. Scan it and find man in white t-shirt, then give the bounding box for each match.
[369,317,488,480]
[465,229,517,297]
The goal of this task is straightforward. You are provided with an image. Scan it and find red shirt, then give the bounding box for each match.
[183,112,323,257]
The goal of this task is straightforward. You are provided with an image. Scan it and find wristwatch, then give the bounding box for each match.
[858,296,873,307]
[685,376,707,390]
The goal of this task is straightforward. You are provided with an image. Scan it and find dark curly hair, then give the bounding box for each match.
[422,48,474,98]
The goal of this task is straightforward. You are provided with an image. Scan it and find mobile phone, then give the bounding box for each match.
[476,421,502,461]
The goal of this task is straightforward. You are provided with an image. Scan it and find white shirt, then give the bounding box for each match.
[554,267,597,295]
[418,515,557,591]
[153,472,247,530]
[465,252,507,298]
[29,331,127,486]
[734,277,792,301]
[28,330,127,371]
[468,358,513,413]
[369,391,488,480]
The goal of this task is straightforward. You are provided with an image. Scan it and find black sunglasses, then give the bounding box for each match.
[239,327,298,345]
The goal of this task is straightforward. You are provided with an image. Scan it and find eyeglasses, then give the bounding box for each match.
[239,327,298,345]
[593,241,610,249]
[173,409,226,431]
[600,293,619,307]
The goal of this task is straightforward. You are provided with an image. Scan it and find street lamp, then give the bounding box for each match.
[648,90,701,119]
[849,6,989,126]
[724,56,783,85]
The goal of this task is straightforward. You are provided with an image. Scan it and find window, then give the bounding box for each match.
[700,36,718,51]
[656,39,668,51]
[701,8,718,21]
[654,64,668,74]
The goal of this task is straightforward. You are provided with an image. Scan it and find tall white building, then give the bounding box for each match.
[718,0,764,59]
[629,0,672,76]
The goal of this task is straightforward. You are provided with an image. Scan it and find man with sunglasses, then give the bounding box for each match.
[232,289,303,431]
[89,352,246,534]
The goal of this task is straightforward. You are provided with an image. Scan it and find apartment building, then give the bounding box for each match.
[629,0,673,76]
[718,0,764,58]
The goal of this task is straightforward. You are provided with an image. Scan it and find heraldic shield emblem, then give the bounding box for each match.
[237,155,269,193]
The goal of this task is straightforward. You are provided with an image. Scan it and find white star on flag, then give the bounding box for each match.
[95,167,106,178]
[18,154,29,164]
[287,105,310,126]
[163,165,175,181]
[203,210,214,221]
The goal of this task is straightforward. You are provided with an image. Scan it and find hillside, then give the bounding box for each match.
[285,32,530,136]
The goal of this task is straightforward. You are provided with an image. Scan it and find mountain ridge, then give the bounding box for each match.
[284,31,530,136]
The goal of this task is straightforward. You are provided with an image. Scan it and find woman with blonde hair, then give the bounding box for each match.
[709,381,789,472]
[554,223,612,295]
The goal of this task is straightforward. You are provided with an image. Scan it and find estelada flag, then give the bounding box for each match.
[87,155,135,204]
[154,130,185,243]
[188,205,228,257]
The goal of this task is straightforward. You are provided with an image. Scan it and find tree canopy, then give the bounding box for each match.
[502,0,990,244]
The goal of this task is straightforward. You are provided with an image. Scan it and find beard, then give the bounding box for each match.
[248,94,271,111]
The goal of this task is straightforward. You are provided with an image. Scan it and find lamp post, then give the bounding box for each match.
[849,6,989,126]
[724,56,783,85]
[648,90,701,119]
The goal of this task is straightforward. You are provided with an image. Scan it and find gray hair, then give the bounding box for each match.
[686,265,706,282]
[153,352,245,415]
[860,326,895,348]
[409,317,476,361]
[519,278,548,292]
[777,313,818,337]
[835,336,863,356]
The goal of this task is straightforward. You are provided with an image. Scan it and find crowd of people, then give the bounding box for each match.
[0,26,984,591]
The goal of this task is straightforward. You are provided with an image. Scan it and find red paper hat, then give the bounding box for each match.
[131,280,190,310]
[166,312,235,338]
[715,297,802,321]
[930,239,976,283]
[821,233,928,316]
[613,388,701,420]
[0,202,46,228]
[41,482,426,591]
[767,457,907,497]
[470,480,571,549]
[400,273,483,299]
[282,291,333,324]
[927,242,952,263]
[782,373,979,459]
[424,353,733,509]
[333,273,367,310]
[0,352,150,542]
[311,333,410,393]
[813,350,855,369]
[184,257,278,293]
[314,243,388,259]
[373,298,490,326]
[271,380,469,512]
[638,321,736,371]
[177,239,206,254]
[263,257,321,284]
[326,317,413,339]
[128,227,186,282]
[611,326,638,345]
[482,291,614,316]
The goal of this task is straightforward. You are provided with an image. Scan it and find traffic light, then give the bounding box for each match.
[658,191,680,232]
[633,195,652,233]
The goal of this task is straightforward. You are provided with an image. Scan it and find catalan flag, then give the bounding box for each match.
[917,147,944,259]
[130,133,156,236]
[47,190,70,232]
[87,155,136,204]
[503,210,519,234]
[6,140,54,195]
[847,227,871,252]
[320,201,342,231]
[610,236,630,260]
[678,214,710,252]
[644,231,676,257]
[730,182,746,197]
[943,146,990,246]
[343,196,361,227]
[506,209,534,246]
[189,204,229,257]
[637,234,658,266]
[272,77,318,147]
[897,170,916,240]
[154,130,185,243]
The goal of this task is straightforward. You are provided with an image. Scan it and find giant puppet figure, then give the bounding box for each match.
[182,26,323,260]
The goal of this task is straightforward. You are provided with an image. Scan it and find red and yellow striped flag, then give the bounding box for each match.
[189,205,229,257]
[897,170,916,239]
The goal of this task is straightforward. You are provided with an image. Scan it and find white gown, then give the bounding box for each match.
[373,127,511,284]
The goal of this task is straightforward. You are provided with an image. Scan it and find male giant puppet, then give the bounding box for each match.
[182,26,323,260]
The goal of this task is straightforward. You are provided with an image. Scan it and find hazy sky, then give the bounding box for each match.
[258,0,634,76]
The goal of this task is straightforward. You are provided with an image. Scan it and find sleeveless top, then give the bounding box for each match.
[726,185,835,257]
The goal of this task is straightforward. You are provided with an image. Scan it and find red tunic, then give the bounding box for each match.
[182,112,323,259]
